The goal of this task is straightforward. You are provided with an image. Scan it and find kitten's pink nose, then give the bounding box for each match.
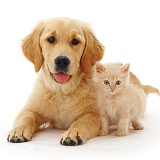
[110,85,115,91]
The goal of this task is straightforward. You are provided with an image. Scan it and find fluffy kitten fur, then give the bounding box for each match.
[94,63,159,136]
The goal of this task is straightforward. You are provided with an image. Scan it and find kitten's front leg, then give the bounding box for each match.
[99,114,109,136]
[115,112,130,136]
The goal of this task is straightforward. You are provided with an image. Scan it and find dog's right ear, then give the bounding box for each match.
[22,22,44,72]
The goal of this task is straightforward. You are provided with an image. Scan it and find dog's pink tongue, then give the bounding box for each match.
[54,73,70,83]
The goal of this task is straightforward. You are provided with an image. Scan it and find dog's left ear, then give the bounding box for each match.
[81,25,104,74]
[22,22,44,72]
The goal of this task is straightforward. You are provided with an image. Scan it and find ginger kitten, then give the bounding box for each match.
[94,63,159,136]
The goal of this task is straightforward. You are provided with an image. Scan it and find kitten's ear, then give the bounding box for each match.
[96,63,105,73]
[120,63,130,74]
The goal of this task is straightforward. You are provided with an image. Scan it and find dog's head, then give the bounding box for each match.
[22,18,104,86]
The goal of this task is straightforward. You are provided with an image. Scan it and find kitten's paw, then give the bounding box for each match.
[99,129,108,136]
[115,130,128,136]
[132,122,144,130]
[7,127,32,143]
[133,124,144,130]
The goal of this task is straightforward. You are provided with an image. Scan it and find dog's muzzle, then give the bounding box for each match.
[50,56,71,84]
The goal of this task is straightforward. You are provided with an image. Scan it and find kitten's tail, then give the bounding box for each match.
[142,85,159,96]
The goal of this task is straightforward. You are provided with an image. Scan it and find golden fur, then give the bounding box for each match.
[8,18,104,145]
[7,18,156,145]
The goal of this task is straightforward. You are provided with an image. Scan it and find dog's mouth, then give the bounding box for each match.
[50,71,71,84]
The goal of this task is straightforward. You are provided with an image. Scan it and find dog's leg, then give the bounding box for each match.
[7,77,54,143]
[60,112,100,146]
[7,109,44,143]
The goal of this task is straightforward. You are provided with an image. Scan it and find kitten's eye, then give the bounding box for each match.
[71,38,79,45]
[104,80,110,85]
[115,80,121,85]
[47,36,56,44]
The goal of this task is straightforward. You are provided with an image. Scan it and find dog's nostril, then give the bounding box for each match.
[55,56,70,68]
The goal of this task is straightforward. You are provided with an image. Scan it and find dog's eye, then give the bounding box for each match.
[104,80,110,85]
[47,36,56,44]
[71,38,79,45]
[115,80,121,85]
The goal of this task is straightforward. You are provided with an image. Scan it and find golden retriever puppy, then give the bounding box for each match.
[7,17,104,145]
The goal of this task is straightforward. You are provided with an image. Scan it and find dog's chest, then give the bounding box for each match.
[52,93,91,130]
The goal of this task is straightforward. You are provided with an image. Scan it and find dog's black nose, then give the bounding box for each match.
[54,56,70,69]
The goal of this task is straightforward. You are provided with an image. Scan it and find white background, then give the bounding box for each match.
[0,0,160,160]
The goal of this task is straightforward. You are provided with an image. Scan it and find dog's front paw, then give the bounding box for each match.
[7,126,32,143]
[60,129,85,146]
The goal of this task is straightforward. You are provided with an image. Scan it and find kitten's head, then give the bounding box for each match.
[94,63,130,95]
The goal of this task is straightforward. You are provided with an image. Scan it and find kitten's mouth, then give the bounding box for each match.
[109,91,115,94]
[50,71,71,84]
